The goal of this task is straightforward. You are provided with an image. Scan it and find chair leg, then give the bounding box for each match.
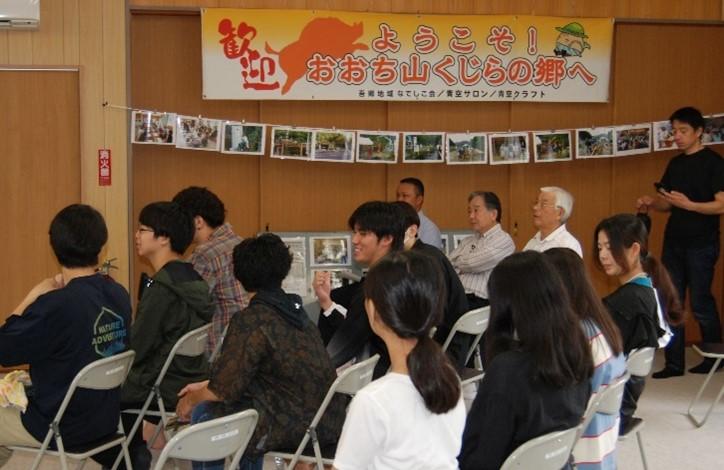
[687,357,724,427]
[636,430,649,470]
[29,432,54,470]
[56,437,70,470]
[75,459,86,470]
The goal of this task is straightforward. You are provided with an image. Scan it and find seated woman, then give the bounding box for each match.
[176,234,344,470]
[544,248,627,470]
[333,251,466,470]
[594,213,682,434]
[459,251,592,470]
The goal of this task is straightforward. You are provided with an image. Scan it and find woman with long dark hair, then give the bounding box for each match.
[594,213,683,433]
[545,248,627,470]
[333,251,465,470]
[459,251,592,470]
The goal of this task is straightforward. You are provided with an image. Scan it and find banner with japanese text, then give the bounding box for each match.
[201,9,613,102]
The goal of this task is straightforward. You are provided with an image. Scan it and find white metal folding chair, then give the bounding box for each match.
[267,354,381,470]
[111,323,211,470]
[152,409,258,470]
[575,372,630,442]
[500,426,580,470]
[618,347,655,470]
[687,343,724,427]
[9,350,136,470]
[441,306,490,385]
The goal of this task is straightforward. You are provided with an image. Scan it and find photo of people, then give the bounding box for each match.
[653,120,676,151]
[310,236,351,267]
[576,127,614,158]
[614,124,652,156]
[132,111,176,145]
[221,122,265,155]
[176,115,221,151]
[446,133,487,164]
[356,131,398,163]
[703,114,724,146]
[403,133,445,163]
[313,130,355,163]
[271,127,313,160]
[533,131,573,162]
[489,133,530,165]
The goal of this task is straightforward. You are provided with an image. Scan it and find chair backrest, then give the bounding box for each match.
[500,426,579,470]
[155,323,212,386]
[441,306,490,364]
[626,347,655,377]
[577,372,630,438]
[152,409,258,470]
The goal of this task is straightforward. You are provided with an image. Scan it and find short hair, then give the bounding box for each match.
[399,177,425,197]
[468,191,502,222]
[139,201,194,255]
[172,186,225,228]
[233,233,292,292]
[49,204,108,268]
[669,106,705,131]
[540,186,574,223]
[391,200,420,229]
[347,201,404,252]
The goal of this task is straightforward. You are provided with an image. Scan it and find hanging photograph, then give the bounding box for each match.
[176,115,222,151]
[533,131,573,163]
[356,131,398,164]
[576,127,615,159]
[446,133,487,164]
[653,121,676,152]
[281,236,308,298]
[271,127,313,160]
[132,111,176,145]
[703,114,724,146]
[614,123,652,156]
[309,235,352,267]
[403,132,445,163]
[489,133,530,165]
[312,130,355,163]
[221,122,266,155]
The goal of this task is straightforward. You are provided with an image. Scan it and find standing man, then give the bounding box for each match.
[637,107,724,377]
[173,187,246,356]
[449,191,515,309]
[523,186,583,257]
[397,177,444,250]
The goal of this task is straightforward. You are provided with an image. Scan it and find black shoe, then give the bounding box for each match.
[652,367,684,379]
[620,416,643,436]
[688,359,724,374]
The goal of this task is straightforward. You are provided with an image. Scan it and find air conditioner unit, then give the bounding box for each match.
[0,0,40,29]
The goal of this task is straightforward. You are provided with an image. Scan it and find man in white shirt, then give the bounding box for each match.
[449,191,515,308]
[523,186,583,257]
[396,177,444,250]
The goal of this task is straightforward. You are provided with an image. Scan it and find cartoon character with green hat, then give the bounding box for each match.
[554,22,591,57]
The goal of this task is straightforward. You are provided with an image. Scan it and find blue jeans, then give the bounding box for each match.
[191,402,263,470]
[662,237,722,371]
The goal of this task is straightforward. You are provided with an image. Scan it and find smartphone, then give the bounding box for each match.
[654,182,669,193]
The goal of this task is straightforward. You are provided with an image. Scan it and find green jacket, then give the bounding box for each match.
[122,260,213,406]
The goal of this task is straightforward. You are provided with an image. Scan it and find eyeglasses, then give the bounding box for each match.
[136,227,154,234]
[532,200,557,210]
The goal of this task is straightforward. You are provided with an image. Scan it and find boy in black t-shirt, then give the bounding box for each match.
[0,205,132,467]
[637,107,724,377]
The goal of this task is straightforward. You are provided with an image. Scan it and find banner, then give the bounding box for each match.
[201,9,613,102]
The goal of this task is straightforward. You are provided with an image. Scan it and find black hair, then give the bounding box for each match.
[348,201,404,252]
[468,191,502,223]
[172,186,226,228]
[364,251,460,414]
[399,177,425,196]
[544,248,623,356]
[391,200,420,229]
[593,213,683,325]
[669,106,705,131]
[139,201,194,255]
[233,233,292,292]
[49,204,108,268]
[486,251,593,387]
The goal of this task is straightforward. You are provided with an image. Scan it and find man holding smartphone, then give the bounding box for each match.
[637,107,724,377]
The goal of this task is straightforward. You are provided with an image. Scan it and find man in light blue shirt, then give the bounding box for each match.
[396,177,443,250]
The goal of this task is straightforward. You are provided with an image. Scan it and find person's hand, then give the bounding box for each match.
[13,276,63,315]
[175,394,194,422]
[636,195,654,212]
[177,380,209,398]
[313,271,333,310]
[661,190,694,210]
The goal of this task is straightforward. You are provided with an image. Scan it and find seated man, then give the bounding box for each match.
[397,177,444,250]
[0,204,132,467]
[176,234,345,469]
[523,186,583,257]
[313,201,404,377]
[449,191,515,309]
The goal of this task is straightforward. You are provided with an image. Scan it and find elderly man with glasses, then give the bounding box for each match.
[523,186,583,257]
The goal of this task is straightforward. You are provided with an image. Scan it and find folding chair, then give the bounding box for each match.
[267,354,381,470]
[618,347,655,470]
[111,322,211,470]
[574,371,630,454]
[500,426,579,470]
[9,350,136,470]
[441,306,490,385]
[152,409,258,470]
[687,343,724,427]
